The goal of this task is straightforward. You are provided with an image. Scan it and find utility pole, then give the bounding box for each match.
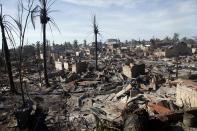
[93,15,99,70]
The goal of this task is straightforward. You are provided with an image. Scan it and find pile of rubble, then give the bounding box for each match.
[1,56,197,131]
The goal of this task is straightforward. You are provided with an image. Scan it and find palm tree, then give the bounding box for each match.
[83,40,87,47]
[93,15,99,70]
[41,0,50,86]
[32,0,59,87]
[73,39,78,49]
[8,0,38,104]
[0,4,16,93]
[173,33,179,43]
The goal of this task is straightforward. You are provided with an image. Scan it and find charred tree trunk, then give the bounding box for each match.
[95,30,98,71]
[43,23,49,86]
[18,46,25,104]
[0,14,16,93]
[176,56,179,79]
[1,40,6,72]
[93,16,98,71]
[41,0,50,87]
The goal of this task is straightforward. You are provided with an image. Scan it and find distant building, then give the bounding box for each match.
[51,44,65,53]
[136,44,151,52]
[153,49,166,58]
[117,47,130,54]
[92,42,103,52]
[106,39,121,52]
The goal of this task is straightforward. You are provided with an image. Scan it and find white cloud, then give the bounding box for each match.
[175,0,197,14]
[1,0,197,45]
[61,0,135,7]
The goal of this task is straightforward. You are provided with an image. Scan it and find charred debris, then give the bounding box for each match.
[1,33,197,131]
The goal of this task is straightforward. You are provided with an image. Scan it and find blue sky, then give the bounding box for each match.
[0,0,197,46]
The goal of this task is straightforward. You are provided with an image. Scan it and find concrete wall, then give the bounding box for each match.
[40,53,43,59]
[51,53,59,60]
[122,65,132,78]
[63,62,69,70]
[192,48,197,54]
[72,62,88,73]
[55,61,63,70]
[130,64,145,78]
[176,84,197,107]
[122,64,145,78]
[154,51,166,57]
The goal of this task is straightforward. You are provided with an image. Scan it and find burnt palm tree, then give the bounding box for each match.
[0,4,16,93]
[7,0,38,104]
[40,0,50,86]
[93,15,99,70]
[31,0,59,87]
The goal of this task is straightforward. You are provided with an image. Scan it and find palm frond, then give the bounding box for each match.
[47,0,56,10]
[47,0,53,6]
[98,33,103,40]
[31,5,40,29]
[49,16,60,33]
[4,26,17,49]
[14,19,22,32]
[4,23,19,37]
[2,15,7,20]
[18,0,24,24]
[48,22,54,38]
[6,15,22,31]
[47,9,59,14]
[3,20,19,32]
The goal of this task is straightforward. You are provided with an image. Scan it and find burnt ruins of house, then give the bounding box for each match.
[122,62,145,78]
[1,38,197,131]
